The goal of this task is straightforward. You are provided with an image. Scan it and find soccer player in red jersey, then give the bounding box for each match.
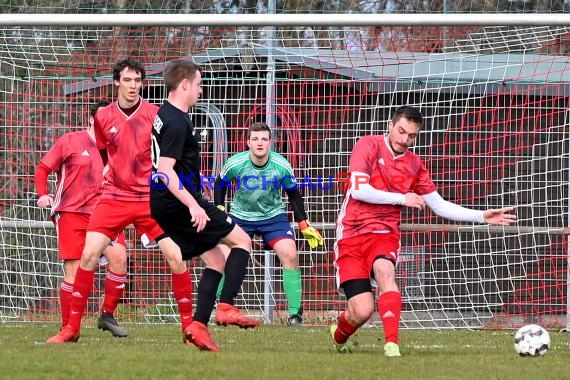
[47,58,165,344]
[330,106,517,356]
[36,100,128,338]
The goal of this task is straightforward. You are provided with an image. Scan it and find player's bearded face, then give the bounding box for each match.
[115,68,143,105]
[387,118,420,154]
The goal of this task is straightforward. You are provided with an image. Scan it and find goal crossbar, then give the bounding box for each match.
[1,13,570,27]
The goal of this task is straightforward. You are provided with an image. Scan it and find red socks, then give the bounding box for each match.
[59,281,74,326]
[378,291,402,344]
[334,311,359,344]
[172,270,193,331]
[102,270,127,314]
[67,267,95,331]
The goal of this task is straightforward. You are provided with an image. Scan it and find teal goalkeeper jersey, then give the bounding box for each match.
[219,150,297,221]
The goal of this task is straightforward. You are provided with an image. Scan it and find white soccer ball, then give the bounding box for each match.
[514,324,550,357]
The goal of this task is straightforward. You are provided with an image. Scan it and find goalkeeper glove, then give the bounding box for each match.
[298,220,324,249]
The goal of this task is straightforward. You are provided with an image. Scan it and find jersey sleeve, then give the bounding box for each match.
[275,154,297,189]
[34,162,52,196]
[412,158,437,195]
[348,136,375,175]
[40,134,67,171]
[93,112,106,150]
[219,156,237,181]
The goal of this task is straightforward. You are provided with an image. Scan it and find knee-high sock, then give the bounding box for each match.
[219,248,249,305]
[283,268,302,315]
[67,267,95,331]
[193,268,222,325]
[59,281,74,327]
[378,291,402,344]
[172,270,193,331]
[334,311,359,344]
[102,270,126,315]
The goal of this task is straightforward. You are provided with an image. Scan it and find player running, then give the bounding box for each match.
[47,58,165,344]
[150,58,257,352]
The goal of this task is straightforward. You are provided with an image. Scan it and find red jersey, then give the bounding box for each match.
[94,99,158,201]
[40,130,103,214]
[336,135,436,240]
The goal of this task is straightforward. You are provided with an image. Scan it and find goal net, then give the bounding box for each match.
[1,4,569,330]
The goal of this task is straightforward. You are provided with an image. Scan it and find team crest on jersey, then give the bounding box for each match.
[110,126,118,134]
[153,115,163,133]
[226,216,232,224]
[378,157,385,166]
[81,150,90,157]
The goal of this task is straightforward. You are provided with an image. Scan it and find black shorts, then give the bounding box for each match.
[151,195,235,260]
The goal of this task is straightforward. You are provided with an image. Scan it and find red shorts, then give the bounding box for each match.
[55,212,126,260]
[334,232,400,287]
[88,198,163,242]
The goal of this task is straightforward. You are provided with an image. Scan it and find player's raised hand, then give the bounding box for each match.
[403,192,425,210]
[483,207,517,225]
[188,205,210,232]
[37,194,53,208]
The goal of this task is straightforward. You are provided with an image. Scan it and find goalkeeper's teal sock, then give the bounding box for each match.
[216,276,225,301]
[283,268,302,315]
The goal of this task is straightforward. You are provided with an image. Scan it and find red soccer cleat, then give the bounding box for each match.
[47,325,80,344]
[215,302,260,329]
[183,321,220,352]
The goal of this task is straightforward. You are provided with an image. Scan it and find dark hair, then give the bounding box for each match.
[247,122,272,139]
[392,106,423,127]
[112,57,146,81]
[163,59,202,92]
[90,99,111,117]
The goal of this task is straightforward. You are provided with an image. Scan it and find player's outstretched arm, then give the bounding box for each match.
[423,191,516,225]
[483,207,517,225]
[423,191,482,222]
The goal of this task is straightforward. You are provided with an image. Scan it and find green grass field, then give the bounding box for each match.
[1,323,569,380]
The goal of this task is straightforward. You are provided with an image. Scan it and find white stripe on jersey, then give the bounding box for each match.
[335,187,352,243]
[51,164,66,216]
[220,152,249,178]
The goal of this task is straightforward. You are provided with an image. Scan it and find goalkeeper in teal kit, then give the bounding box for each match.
[214,122,323,326]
